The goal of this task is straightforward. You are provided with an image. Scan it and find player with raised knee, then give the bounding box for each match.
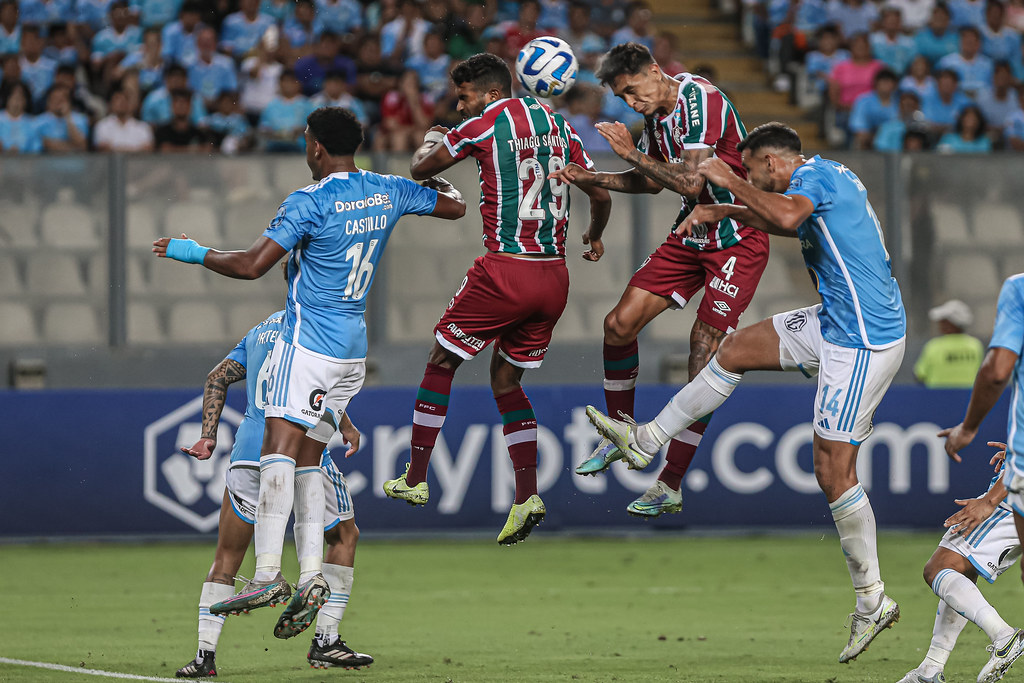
[899,442,1024,683]
[550,42,769,519]
[586,122,905,662]
[155,106,466,635]
[941,273,1024,681]
[175,309,372,677]
[381,53,611,544]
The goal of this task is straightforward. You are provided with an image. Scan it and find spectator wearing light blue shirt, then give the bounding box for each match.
[806,25,849,92]
[220,0,276,60]
[937,104,992,151]
[611,1,655,52]
[130,0,184,27]
[827,0,879,39]
[976,61,1021,139]
[44,24,80,67]
[19,0,73,30]
[161,1,204,68]
[1003,89,1024,150]
[188,26,239,106]
[261,0,295,24]
[18,27,57,110]
[141,63,208,125]
[207,91,253,154]
[92,1,143,92]
[316,0,362,35]
[936,26,994,95]
[850,68,900,149]
[408,31,451,101]
[283,0,323,53]
[309,71,368,127]
[871,7,916,74]
[75,0,115,33]
[922,68,975,130]
[0,1,19,55]
[259,70,314,152]
[0,82,41,154]
[294,32,356,97]
[873,90,926,150]
[948,0,986,29]
[117,27,166,93]
[35,85,88,153]
[981,0,1022,63]
[899,55,938,100]
[914,5,960,64]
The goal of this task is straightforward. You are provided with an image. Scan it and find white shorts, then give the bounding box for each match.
[939,503,1021,583]
[225,458,354,528]
[1003,468,1024,516]
[773,304,905,444]
[265,339,365,444]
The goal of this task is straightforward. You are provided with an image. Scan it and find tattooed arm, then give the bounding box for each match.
[624,146,713,201]
[180,358,247,460]
[548,164,662,194]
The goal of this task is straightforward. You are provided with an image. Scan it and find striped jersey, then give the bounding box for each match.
[637,73,750,251]
[443,97,594,256]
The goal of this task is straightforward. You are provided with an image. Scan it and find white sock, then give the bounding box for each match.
[198,582,234,652]
[931,568,1015,645]
[920,600,967,673]
[829,483,884,614]
[651,357,741,441]
[315,563,353,642]
[294,466,325,584]
[255,454,295,582]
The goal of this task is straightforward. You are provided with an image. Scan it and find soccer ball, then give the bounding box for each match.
[515,37,579,98]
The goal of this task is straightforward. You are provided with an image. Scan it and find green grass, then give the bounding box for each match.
[2,533,1022,682]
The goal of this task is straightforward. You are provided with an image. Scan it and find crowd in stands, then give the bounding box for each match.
[0,0,672,156]
[752,0,1024,149]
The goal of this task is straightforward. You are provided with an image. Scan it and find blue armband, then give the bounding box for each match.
[166,238,210,265]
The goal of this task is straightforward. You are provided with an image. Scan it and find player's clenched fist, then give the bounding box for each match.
[674,204,730,238]
[696,157,737,188]
[549,162,595,187]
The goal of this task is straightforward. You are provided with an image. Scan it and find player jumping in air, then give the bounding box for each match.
[155,107,466,635]
[550,42,769,518]
[941,272,1024,681]
[898,442,1024,683]
[175,309,372,677]
[587,123,906,663]
[381,53,612,544]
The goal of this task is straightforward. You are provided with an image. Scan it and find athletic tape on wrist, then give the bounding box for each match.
[423,130,445,145]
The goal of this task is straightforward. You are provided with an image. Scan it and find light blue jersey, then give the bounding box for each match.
[263,170,439,360]
[991,275,1024,479]
[785,156,906,350]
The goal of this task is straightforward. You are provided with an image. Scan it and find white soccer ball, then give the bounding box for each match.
[515,36,579,98]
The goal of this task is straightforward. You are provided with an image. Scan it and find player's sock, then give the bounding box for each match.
[293,466,324,585]
[931,568,1016,645]
[658,414,712,490]
[651,357,741,440]
[407,363,455,486]
[921,600,968,674]
[198,582,234,652]
[829,483,884,613]
[496,387,538,504]
[255,454,296,583]
[603,341,639,418]
[315,563,353,643]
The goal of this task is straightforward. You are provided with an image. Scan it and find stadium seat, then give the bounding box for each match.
[126,254,148,293]
[43,303,104,345]
[567,256,625,298]
[164,201,220,245]
[227,301,279,341]
[87,254,108,293]
[931,202,971,246]
[941,252,1001,300]
[127,302,164,344]
[126,202,159,250]
[397,212,474,247]
[972,203,1024,247]
[149,258,207,295]
[272,157,314,195]
[0,254,22,294]
[0,301,36,344]
[971,298,997,341]
[0,200,40,247]
[385,298,444,344]
[167,302,229,344]
[40,201,99,249]
[553,303,588,341]
[385,248,450,297]
[25,253,87,296]
[222,201,279,247]
[755,258,793,295]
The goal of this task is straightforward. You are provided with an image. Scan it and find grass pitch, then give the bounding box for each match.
[2,533,1023,682]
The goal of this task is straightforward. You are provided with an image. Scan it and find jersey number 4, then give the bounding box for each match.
[518,157,568,221]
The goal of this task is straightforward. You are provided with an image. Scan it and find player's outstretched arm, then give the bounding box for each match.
[421,175,467,220]
[698,158,812,235]
[939,347,1019,462]
[338,412,361,458]
[580,183,611,262]
[154,233,288,280]
[182,357,246,460]
[549,163,661,194]
[596,121,711,200]
[410,126,459,180]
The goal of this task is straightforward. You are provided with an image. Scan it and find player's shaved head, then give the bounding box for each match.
[596,42,654,85]
[451,53,512,97]
[307,106,363,156]
[737,122,802,157]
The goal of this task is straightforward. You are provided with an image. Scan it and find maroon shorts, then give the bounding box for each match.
[434,252,569,368]
[629,232,769,332]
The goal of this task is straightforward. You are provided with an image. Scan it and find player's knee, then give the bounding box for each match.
[603,309,639,344]
[715,334,741,370]
[922,557,941,587]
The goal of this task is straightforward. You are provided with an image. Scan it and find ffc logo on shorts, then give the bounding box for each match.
[785,310,807,332]
[309,389,327,411]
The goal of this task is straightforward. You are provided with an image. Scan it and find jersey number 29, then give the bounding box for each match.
[518,157,567,221]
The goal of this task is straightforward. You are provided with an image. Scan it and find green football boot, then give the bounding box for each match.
[497,494,546,545]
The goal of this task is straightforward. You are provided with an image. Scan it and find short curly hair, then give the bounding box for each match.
[306,106,363,156]
[450,53,512,96]
[595,42,654,85]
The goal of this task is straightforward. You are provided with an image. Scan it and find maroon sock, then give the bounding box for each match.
[603,341,639,419]
[495,387,538,504]
[407,363,455,485]
[658,414,712,490]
